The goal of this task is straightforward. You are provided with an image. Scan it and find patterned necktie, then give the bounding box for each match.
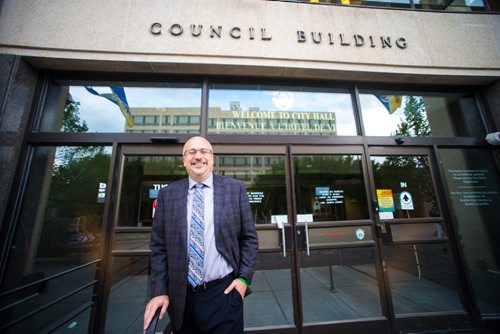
[188,183,204,287]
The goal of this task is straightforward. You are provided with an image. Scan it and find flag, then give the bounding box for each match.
[85,86,133,126]
[376,95,403,114]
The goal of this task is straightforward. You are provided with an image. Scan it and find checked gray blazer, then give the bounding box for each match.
[149,173,258,330]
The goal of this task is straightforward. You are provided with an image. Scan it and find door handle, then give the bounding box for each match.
[373,198,387,234]
[281,224,286,258]
[376,222,393,244]
[281,221,311,257]
[376,222,387,235]
[304,221,310,256]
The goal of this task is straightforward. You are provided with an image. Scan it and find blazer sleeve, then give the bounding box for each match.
[237,181,259,284]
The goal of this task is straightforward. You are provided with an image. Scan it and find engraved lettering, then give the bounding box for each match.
[369,35,376,47]
[261,28,272,40]
[328,33,334,45]
[312,32,322,44]
[339,34,350,46]
[354,34,364,47]
[150,22,162,35]
[210,25,222,38]
[169,23,183,36]
[381,36,392,48]
[190,24,203,37]
[230,27,241,39]
[396,37,408,49]
[149,22,408,53]
[297,30,306,43]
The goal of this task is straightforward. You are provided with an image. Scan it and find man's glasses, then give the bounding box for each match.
[183,149,213,157]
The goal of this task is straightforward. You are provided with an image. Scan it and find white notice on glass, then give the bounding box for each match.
[271,215,288,229]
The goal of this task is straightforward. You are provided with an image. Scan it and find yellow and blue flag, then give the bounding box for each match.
[376,95,403,114]
[85,87,133,126]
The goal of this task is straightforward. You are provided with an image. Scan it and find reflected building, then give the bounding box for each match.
[126,107,200,134]
[126,103,337,135]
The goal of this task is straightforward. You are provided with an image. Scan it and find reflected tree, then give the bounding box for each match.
[37,97,111,255]
[40,147,110,255]
[62,99,88,133]
[394,96,431,137]
[56,97,100,164]
[374,96,436,214]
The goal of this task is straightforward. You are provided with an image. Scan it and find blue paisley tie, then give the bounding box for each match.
[188,183,204,286]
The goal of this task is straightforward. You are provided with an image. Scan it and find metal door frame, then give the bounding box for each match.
[364,145,481,334]
[96,142,481,334]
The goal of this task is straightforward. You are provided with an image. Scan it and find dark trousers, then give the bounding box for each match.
[175,275,244,334]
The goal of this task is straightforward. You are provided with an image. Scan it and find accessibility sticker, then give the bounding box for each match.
[400,191,414,210]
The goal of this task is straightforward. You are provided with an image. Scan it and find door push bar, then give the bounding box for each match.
[280,221,311,258]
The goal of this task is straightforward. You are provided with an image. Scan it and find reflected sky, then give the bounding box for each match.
[69,86,202,132]
[66,86,437,137]
[360,94,407,136]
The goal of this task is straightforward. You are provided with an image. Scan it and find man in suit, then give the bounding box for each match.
[143,136,258,334]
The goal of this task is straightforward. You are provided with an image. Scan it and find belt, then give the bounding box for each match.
[189,273,233,293]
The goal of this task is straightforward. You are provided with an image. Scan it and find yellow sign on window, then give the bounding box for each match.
[376,189,395,212]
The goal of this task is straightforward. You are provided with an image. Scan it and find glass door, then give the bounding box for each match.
[103,143,476,334]
[212,145,295,333]
[104,144,296,334]
[105,144,185,333]
[291,146,390,334]
[367,147,475,333]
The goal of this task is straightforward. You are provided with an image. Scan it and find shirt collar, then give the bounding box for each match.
[188,174,213,189]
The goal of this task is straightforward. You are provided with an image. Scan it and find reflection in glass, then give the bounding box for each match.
[216,156,291,328]
[2,285,94,334]
[1,146,111,289]
[439,148,500,314]
[294,155,369,222]
[118,156,186,227]
[52,309,91,334]
[113,232,151,251]
[371,155,437,219]
[39,82,202,133]
[347,0,411,7]
[386,244,464,314]
[216,155,287,225]
[360,90,485,137]
[246,254,294,327]
[214,147,286,334]
[105,256,171,333]
[414,0,486,11]
[0,145,110,332]
[300,248,382,323]
[208,84,357,136]
[391,222,446,241]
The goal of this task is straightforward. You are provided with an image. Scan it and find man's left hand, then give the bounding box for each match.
[224,278,247,299]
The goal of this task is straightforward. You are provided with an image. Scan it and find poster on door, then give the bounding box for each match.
[376,189,395,219]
